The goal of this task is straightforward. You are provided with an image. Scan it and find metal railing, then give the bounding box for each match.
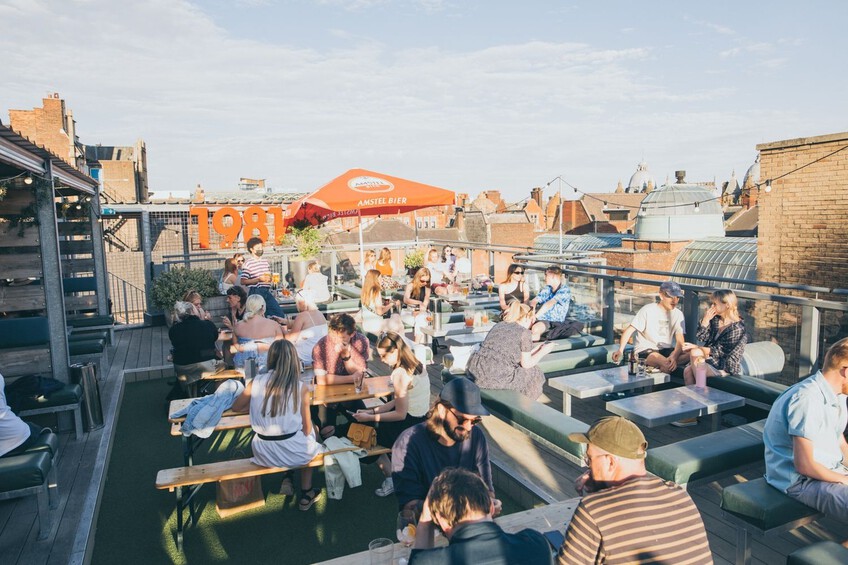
[150,238,848,384]
[108,273,147,326]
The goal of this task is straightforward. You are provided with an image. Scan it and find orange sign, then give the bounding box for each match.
[190,206,284,249]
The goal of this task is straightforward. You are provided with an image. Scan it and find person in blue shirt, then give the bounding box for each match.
[410,467,552,565]
[764,337,848,522]
[529,265,572,342]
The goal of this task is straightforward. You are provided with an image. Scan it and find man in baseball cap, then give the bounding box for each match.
[556,417,711,564]
[612,279,686,374]
[391,378,495,517]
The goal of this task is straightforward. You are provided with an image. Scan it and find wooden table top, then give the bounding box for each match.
[314,498,579,564]
[168,375,393,423]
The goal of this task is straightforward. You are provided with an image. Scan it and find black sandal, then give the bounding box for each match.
[298,488,322,511]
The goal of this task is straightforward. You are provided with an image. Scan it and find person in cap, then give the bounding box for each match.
[557,416,711,565]
[612,280,686,373]
[409,468,552,565]
[391,378,496,516]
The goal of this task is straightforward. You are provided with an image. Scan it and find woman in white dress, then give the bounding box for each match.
[284,289,328,368]
[300,261,331,304]
[232,340,324,511]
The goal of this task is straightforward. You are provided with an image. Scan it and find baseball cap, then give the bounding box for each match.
[568,416,647,459]
[659,280,684,298]
[440,378,490,416]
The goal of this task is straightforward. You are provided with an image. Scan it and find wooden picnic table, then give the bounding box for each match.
[168,375,394,465]
[314,497,579,564]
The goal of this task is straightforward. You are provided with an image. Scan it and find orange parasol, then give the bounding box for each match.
[283,168,456,227]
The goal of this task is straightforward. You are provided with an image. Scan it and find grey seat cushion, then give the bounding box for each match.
[646,420,765,484]
[787,541,848,565]
[720,477,818,531]
[707,375,787,407]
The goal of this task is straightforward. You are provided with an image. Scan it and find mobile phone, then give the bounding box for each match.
[543,530,565,550]
[364,368,377,378]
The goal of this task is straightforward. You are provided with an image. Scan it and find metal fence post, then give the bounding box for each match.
[602,278,615,345]
[683,290,700,341]
[799,304,820,378]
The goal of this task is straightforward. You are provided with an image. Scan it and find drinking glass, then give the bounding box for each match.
[397,509,416,559]
[368,538,394,565]
[271,272,281,288]
[354,371,364,393]
[486,282,493,297]
[464,310,474,328]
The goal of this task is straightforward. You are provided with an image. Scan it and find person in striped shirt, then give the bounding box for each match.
[240,237,286,319]
[558,417,712,564]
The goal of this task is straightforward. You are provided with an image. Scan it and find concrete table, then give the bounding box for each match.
[420,321,495,354]
[548,366,670,416]
[605,385,746,431]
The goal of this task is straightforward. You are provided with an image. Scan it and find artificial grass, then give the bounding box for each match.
[92,379,523,565]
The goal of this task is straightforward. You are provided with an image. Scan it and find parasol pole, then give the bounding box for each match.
[358,210,365,281]
[413,210,419,243]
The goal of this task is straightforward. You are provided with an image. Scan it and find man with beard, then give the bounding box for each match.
[391,378,495,515]
[764,337,848,522]
[240,237,286,319]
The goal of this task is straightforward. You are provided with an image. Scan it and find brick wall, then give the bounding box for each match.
[757,131,848,295]
[9,96,76,165]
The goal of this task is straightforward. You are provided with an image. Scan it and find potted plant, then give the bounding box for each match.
[281,222,324,286]
[150,267,219,326]
[404,248,425,277]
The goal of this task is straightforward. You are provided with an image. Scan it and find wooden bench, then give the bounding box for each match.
[0,317,53,378]
[156,445,391,550]
[720,477,821,565]
[645,419,766,487]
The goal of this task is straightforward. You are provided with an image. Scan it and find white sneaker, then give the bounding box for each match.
[375,477,394,497]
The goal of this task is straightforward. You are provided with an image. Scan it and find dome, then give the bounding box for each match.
[635,182,724,240]
[627,161,655,193]
[742,155,760,189]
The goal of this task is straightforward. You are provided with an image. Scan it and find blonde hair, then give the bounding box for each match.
[243,294,267,320]
[712,289,741,323]
[365,249,377,261]
[411,267,432,296]
[378,247,392,263]
[502,300,533,323]
[182,290,202,304]
[261,340,301,418]
[361,269,382,308]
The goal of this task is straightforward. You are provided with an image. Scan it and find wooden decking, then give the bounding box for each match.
[0,326,170,565]
[2,325,845,564]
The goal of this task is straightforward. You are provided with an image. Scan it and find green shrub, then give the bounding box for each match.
[282,224,324,260]
[150,267,219,310]
[403,248,425,269]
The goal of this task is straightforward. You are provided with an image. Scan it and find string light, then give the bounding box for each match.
[694,202,700,213]
[24,174,33,185]
[765,180,772,193]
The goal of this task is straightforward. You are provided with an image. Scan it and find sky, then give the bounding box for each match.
[1,0,846,202]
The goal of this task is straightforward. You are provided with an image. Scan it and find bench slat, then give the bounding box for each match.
[156,445,390,490]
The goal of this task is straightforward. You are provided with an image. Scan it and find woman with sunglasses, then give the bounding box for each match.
[498,263,529,311]
[352,331,430,497]
[404,267,433,344]
[467,301,554,400]
[283,289,328,368]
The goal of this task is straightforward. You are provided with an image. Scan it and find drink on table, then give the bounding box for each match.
[481,311,489,325]
[464,311,474,328]
[271,272,281,288]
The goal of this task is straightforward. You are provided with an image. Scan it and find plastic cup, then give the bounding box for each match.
[368,538,394,565]
[694,363,707,389]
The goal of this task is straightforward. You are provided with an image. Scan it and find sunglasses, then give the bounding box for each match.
[448,406,482,426]
[514,270,525,274]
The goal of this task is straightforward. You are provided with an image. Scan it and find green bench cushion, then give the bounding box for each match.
[646,420,765,485]
[12,384,82,412]
[0,452,51,492]
[67,314,114,328]
[63,276,97,294]
[0,317,49,349]
[479,388,588,461]
[68,330,109,343]
[69,339,106,356]
[333,285,361,299]
[538,344,620,376]
[321,299,361,313]
[707,375,787,408]
[547,334,607,353]
[720,477,818,531]
[12,430,60,458]
[787,541,848,565]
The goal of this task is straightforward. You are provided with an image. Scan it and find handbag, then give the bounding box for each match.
[346,423,377,449]
[215,450,265,518]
